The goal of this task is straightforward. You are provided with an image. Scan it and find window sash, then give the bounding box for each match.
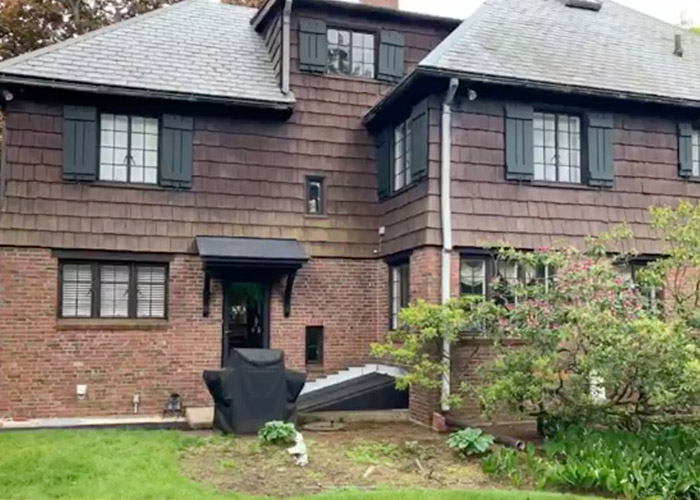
[306,176,324,214]
[389,262,409,329]
[59,262,167,319]
[393,120,412,192]
[99,114,159,185]
[305,326,324,364]
[533,112,581,184]
[459,255,554,299]
[692,130,700,177]
[327,29,375,79]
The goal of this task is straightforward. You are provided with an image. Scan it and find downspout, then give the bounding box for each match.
[440,77,459,413]
[281,0,293,95]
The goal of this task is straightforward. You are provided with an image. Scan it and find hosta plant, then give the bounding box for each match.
[257,421,296,445]
[447,427,495,457]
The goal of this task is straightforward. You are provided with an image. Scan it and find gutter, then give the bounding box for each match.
[0,75,296,111]
[440,77,459,413]
[281,0,293,95]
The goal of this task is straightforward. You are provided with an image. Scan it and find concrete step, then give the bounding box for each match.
[300,363,405,395]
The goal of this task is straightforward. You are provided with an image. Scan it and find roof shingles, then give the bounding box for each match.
[0,0,293,105]
[420,0,700,105]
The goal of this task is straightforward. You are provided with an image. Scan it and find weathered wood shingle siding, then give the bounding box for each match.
[261,6,283,84]
[378,96,442,256]
[0,9,453,259]
[449,97,698,254]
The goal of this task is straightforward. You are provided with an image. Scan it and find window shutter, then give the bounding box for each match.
[678,122,694,178]
[504,104,534,181]
[298,18,327,73]
[585,112,614,187]
[376,128,392,200]
[410,100,429,182]
[62,105,97,182]
[377,31,404,82]
[160,114,193,189]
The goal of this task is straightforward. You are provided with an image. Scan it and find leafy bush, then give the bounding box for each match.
[481,425,700,499]
[447,428,495,457]
[257,421,296,445]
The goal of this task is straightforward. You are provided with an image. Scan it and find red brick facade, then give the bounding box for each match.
[0,247,387,419]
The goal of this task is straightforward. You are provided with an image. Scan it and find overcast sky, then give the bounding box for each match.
[399,0,700,25]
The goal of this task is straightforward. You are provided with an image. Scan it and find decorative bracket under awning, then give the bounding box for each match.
[196,236,308,319]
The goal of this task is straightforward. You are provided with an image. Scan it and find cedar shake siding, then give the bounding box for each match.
[448,96,694,255]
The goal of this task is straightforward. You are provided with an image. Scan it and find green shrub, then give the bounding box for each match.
[481,425,700,499]
[257,421,296,445]
[447,428,495,457]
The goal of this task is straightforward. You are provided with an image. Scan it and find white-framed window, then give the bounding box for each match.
[460,255,554,299]
[534,112,582,184]
[327,29,375,79]
[393,119,412,192]
[692,129,700,177]
[100,114,159,184]
[389,261,409,329]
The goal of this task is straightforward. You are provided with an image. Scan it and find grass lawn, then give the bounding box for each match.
[0,428,603,500]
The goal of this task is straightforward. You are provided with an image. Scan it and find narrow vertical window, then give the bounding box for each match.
[393,120,412,192]
[692,130,700,177]
[460,258,487,297]
[137,266,167,318]
[306,326,324,365]
[306,176,324,215]
[99,265,130,317]
[389,261,409,329]
[61,263,93,317]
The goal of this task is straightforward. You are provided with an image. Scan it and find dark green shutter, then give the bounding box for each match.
[62,105,97,182]
[585,112,614,187]
[377,30,404,82]
[299,18,327,73]
[376,128,391,200]
[504,104,534,181]
[678,122,694,178]
[410,99,429,182]
[160,114,193,189]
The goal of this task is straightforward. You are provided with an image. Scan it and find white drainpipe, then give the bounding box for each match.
[441,78,459,412]
[281,0,293,95]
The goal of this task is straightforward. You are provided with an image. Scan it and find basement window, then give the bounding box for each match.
[306,326,324,365]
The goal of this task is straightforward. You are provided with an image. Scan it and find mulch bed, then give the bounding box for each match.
[180,422,497,497]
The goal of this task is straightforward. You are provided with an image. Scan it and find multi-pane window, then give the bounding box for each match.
[327,29,375,79]
[305,326,324,365]
[460,259,487,297]
[59,262,167,319]
[393,119,412,192]
[390,262,410,329]
[692,130,700,177]
[533,112,581,184]
[460,256,554,299]
[617,261,660,310]
[306,176,324,215]
[100,114,159,184]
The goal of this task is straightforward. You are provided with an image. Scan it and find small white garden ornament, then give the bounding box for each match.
[287,431,308,466]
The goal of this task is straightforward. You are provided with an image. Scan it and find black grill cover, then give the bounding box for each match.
[203,349,306,434]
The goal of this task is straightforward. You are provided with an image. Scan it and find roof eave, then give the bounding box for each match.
[0,74,296,111]
[362,70,424,127]
[418,66,700,110]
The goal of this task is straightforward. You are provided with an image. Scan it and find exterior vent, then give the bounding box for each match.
[565,0,603,11]
[675,34,684,57]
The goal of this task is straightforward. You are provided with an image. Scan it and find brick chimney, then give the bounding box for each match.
[360,0,399,9]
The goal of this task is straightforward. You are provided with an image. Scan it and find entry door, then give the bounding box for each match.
[222,282,269,366]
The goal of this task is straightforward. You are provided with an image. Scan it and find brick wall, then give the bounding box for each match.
[0,247,386,419]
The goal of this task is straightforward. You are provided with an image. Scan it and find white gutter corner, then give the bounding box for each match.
[440,77,459,413]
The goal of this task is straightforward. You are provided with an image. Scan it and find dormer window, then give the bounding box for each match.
[327,29,375,79]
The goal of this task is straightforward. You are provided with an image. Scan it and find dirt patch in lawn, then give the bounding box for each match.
[180,422,495,498]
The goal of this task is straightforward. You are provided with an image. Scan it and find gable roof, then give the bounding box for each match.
[0,0,294,108]
[419,0,700,106]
